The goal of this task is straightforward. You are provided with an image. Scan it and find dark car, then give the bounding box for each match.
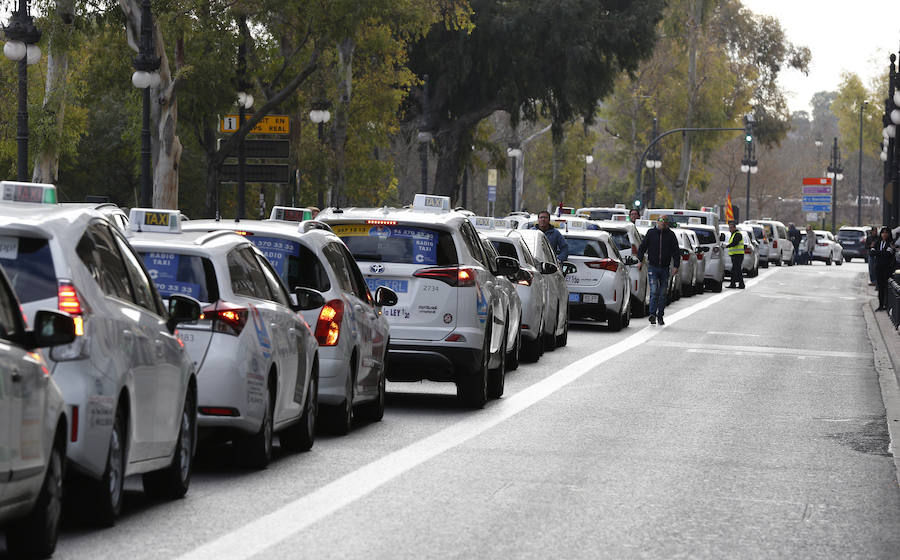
[837,227,869,262]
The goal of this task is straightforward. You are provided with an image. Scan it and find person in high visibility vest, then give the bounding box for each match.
[725,220,745,289]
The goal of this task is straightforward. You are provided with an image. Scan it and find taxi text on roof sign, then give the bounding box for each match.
[470,216,495,229]
[128,208,182,233]
[270,206,312,222]
[1,181,57,204]
[412,194,450,213]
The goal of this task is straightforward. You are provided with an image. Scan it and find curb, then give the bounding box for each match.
[863,299,900,486]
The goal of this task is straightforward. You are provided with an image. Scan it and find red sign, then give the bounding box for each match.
[802,177,831,186]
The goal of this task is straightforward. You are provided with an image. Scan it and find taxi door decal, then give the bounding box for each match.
[249,304,271,359]
[475,285,487,324]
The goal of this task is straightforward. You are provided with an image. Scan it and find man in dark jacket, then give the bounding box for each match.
[637,215,680,325]
[533,210,569,262]
[871,226,896,311]
[788,223,802,265]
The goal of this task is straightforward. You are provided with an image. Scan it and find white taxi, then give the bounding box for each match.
[683,222,725,291]
[593,220,649,317]
[515,229,572,349]
[560,221,633,331]
[0,185,202,525]
[127,209,320,469]
[0,266,76,558]
[317,195,519,407]
[672,228,700,295]
[181,216,396,435]
[478,232,523,377]
[472,218,547,363]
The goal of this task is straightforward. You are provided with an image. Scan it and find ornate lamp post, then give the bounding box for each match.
[741,115,757,221]
[3,0,42,182]
[582,154,594,207]
[131,0,160,207]
[309,101,331,207]
[826,137,844,232]
[644,118,662,209]
[857,101,868,226]
[507,143,522,212]
[883,50,900,228]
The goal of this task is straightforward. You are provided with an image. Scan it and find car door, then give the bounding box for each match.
[0,270,48,502]
[339,243,380,392]
[113,231,185,458]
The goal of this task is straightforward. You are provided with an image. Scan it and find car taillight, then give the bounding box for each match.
[817,242,828,246]
[773,240,778,248]
[201,302,248,336]
[315,299,344,346]
[697,252,703,260]
[516,269,534,286]
[585,259,618,272]
[414,266,476,287]
[682,253,690,261]
[58,280,83,315]
[70,405,79,442]
[744,247,751,254]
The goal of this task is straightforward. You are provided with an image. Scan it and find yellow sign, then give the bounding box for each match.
[220,114,290,135]
[332,224,372,237]
[144,211,170,227]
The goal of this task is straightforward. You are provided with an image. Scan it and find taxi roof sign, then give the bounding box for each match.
[270,206,312,222]
[612,214,627,221]
[128,208,181,233]
[470,216,495,229]
[688,216,702,224]
[412,194,450,213]
[492,218,512,229]
[1,181,57,204]
[614,203,626,209]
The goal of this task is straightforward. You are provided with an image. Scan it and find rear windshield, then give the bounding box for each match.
[605,231,631,251]
[0,236,56,303]
[566,238,608,258]
[585,210,622,221]
[140,252,219,302]
[837,230,864,240]
[333,224,457,265]
[246,235,330,292]
[686,227,717,244]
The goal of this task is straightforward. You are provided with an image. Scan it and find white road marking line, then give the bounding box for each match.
[174,270,774,560]
[707,331,762,337]
[653,340,869,359]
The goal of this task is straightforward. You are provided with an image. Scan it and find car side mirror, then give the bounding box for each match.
[374,286,398,307]
[540,261,559,275]
[623,255,639,266]
[167,294,202,334]
[719,233,726,242]
[699,246,710,253]
[495,256,520,277]
[561,261,577,275]
[293,287,326,311]
[24,310,77,349]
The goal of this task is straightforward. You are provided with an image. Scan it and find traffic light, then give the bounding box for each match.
[634,199,641,208]
[743,115,754,143]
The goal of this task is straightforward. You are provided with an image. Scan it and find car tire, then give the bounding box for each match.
[555,316,568,347]
[826,256,832,266]
[242,384,274,469]
[358,346,387,423]
[6,430,65,559]
[458,323,490,408]
[90,405,126,526]
[543,314,558,352]
[761,259,769,268]
[325,357,355,436]
[506,323,521,371]
[607,307,623,332]
[622,303,631,328]
[143,387,195,500]
[280,364,318,452]
[844,256,851,263]
[487,324,506,400]
[711,279,723,293]
[836,256,842,266]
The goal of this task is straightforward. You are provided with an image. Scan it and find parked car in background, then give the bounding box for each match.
[742,222,769,268]
[478,235,524,375]
[593,220,649,316]
[720,224,760,278]
[837,226,868,262]
[800,230,843,265]
[671,228,700,296]
[746,219,792,266]
[683,222,725,292]
[516,228,572,350]
[575,205,629,221]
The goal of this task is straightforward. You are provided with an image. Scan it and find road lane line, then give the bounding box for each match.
[175,269,774,560]
[656,340,869,359]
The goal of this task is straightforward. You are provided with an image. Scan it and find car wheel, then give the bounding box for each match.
[622,302,631,328]
[280,364,318,452]
[761,259,769,268]
[242,384,274,469]
[90,405,126,526]
[711,279,723,292]
[543,314,558,352]
[6,430,64,558]
[143,388,195,500]
[826,256,832,266]
[607,307,623,332]
[358,346,387,423]
[506,323,521,371]
[325,357,355,436]
[487,324,506,400]
[458,323,490,408]
[555,315,569,347]
[844,256,851,263]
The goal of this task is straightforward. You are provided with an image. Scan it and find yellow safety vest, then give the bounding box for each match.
[727,231,744,256]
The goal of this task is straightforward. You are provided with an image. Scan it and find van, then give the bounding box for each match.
[745,219,793,266]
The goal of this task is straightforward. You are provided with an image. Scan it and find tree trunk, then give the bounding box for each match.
[674,0,702,208]
[32,0,75,185]
[432,123,464,201]
[330,37,355,207]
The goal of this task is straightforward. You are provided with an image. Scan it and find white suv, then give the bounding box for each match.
[0,185,202,525]
[318,195,519,407]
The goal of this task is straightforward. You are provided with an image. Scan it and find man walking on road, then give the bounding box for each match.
[788,222,802,265]
[804,225,817,265]
[533,210,569,262]
[637,215,679,325]
[725,220,745,289]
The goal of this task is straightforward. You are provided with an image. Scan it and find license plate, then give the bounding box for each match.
[366,278,408,293]
[568,293,580,303]
[583,294,599,304]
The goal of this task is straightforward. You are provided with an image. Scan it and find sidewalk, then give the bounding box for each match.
[863,283,900,484]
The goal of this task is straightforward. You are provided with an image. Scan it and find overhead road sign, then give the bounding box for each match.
[221,164,290,184]
[802,177,831,185]
[802,203,832,212]
[220,114,290,135]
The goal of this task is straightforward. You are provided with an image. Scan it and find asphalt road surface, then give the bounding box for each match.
[5,261,900,559]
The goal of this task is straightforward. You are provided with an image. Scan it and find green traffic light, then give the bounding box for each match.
[745,134,752,142]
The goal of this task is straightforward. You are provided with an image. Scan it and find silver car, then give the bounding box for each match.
[594,220,650,317]
[479,234,524,375]
[684,223,725,292]
[516,229,571,349]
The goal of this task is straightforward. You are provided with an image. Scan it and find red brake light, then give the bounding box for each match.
[744,247,751,254]
[202,302,248,336]
[682,253,690,261]
[366,219,397,225]
[58,280,83,315]
[199,407,240,417]
[585,259,618,272]
[315,299,344,346]
[414,266,476,287]
[773,240,778,248]
[70,405,79,442]
[697,252,703,260]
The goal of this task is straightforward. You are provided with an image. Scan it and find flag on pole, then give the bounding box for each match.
[725,190,734,222]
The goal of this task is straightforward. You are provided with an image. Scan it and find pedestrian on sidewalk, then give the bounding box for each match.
[637,215,679,325]
[871,226,896,311]
[804,225,816,264]
[725,221,745,289]
[788,223,802,265]
[866,226,879,285]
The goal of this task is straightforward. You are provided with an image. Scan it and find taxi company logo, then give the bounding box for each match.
[370,264,385,274]
[443,313,453,324]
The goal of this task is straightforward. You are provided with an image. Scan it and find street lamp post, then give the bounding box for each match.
[4,0,42,182]
[858,101,868,226]
[309,101,331,208]
[883,50,900,228]
[234,91,253,220]
[827,137,844,233]
[507,143,522,212]
[130,0,160,207]
[741,115,757,221]
[581,154,594,207]
[644,118,662,208]
[418,74,431,194]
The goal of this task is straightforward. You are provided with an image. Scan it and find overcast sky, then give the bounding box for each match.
[742,0,899,114]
